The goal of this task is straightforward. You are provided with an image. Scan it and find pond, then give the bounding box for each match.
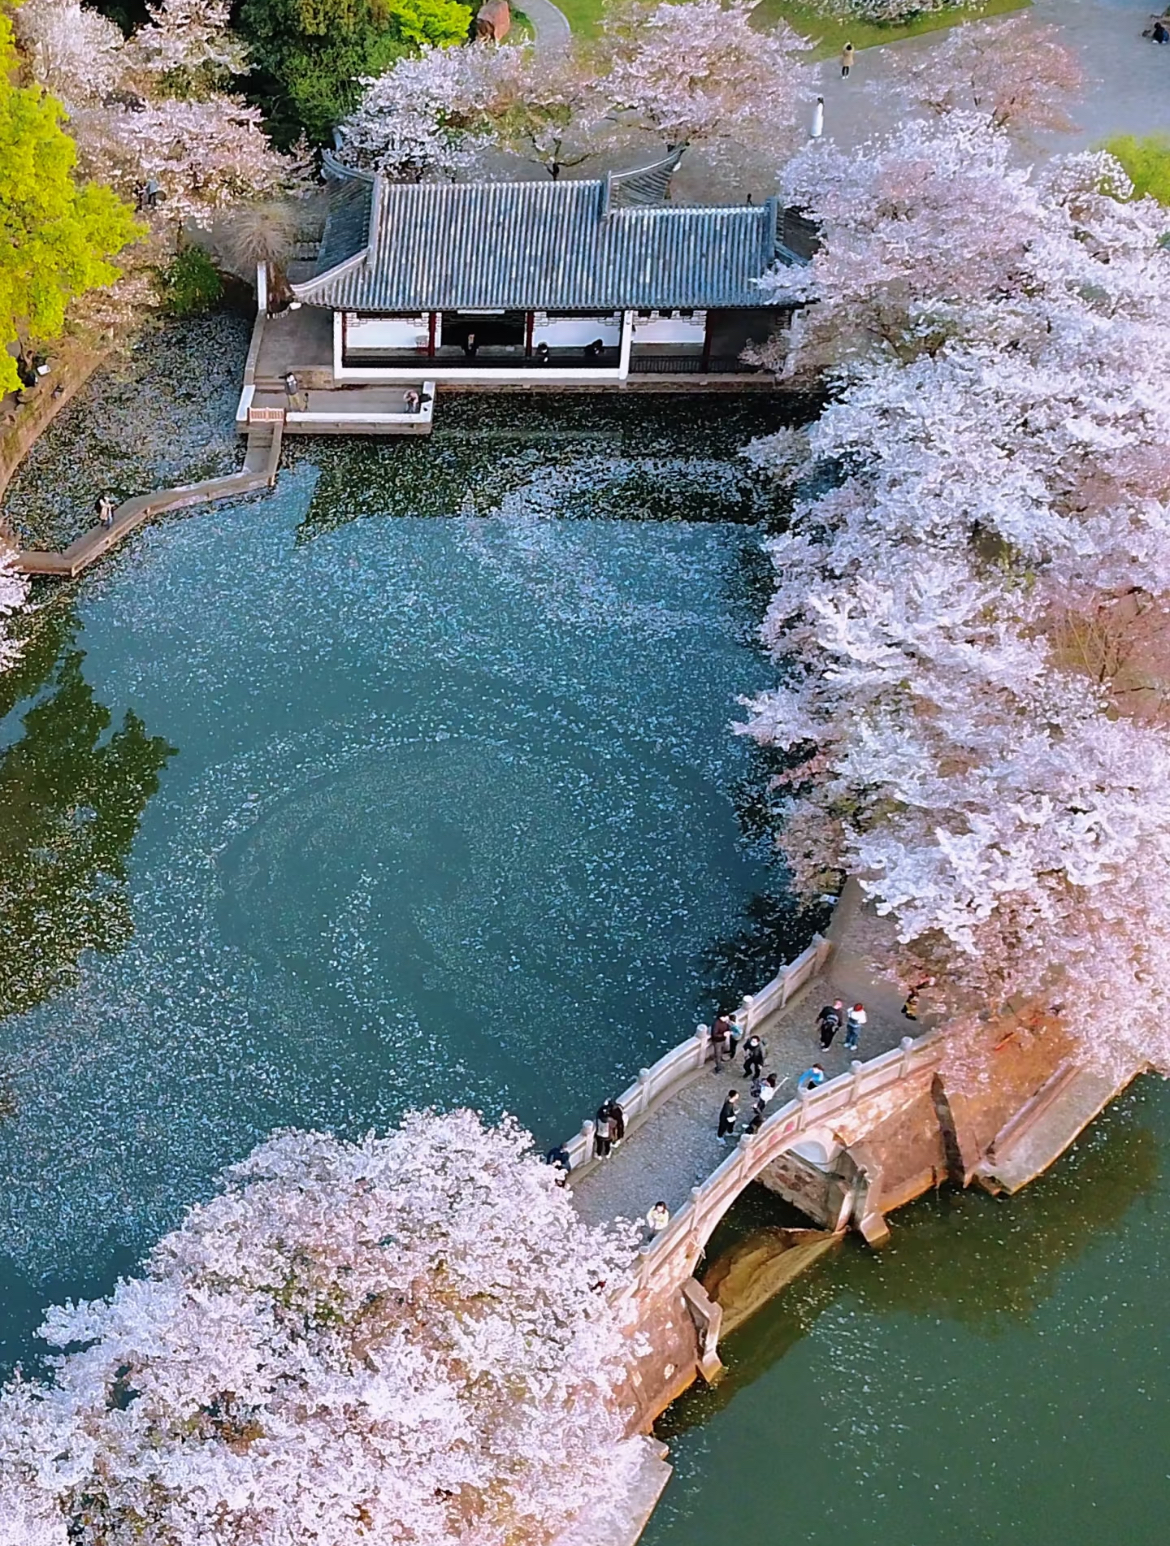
[0,388,810,1371]
[3,371,1164,1546]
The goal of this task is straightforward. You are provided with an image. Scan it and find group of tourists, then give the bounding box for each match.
[711,994,873,1147]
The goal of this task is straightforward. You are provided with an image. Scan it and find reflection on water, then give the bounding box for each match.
[289,395,811,540]
[649,1082,1167,1546]
[0,399,802,1380]
[0,604,174,1019]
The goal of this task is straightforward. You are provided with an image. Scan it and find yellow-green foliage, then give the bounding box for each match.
[1103,134,1170,207]
[0,13,141,394]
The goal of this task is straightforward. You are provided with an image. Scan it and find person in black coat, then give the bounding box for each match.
[742,1034,765,1080]
[717,1090,740,1145]
[593,1098,625,1158]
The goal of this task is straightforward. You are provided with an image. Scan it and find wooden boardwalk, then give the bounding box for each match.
[13,423,283,580]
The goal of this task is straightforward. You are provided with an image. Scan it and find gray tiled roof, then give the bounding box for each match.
[293,161,804,313]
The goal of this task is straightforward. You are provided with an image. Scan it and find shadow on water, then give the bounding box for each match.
[658,1083,1161,1439]
[286,395,814,539]
[0,596,176,1020]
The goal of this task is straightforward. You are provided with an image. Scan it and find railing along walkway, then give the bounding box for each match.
[13,422,282,579]
[569,926,929,1249]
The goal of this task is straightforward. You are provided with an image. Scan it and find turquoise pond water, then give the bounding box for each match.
[0,398,808,1367]
[0,396,1166,1545]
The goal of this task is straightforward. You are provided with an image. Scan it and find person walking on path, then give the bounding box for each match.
[710,1014,730,1070]
[817,999,844,1050]
[811,95,824,138]
[728,1012,743,1060]
[593,1098,625,1159]
[94,494,115,529]
[841,41,854,77]
[798,1063,826,1093]
[752,1073,779,1124]
[742,1033,765,1081]
[844,1002,867,1052]
[645,1201,670,1234]
[717,1090,740,1145]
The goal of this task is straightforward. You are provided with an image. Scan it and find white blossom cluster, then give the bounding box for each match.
[0,1112,640,1545]
[339,0,812,181]
[13,0,295,222]
[742,109,1170,1076]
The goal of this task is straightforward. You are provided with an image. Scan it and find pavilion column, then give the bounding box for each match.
[525,311,534,357]
[427,312,437,357]
[618,311,634,380]
[701,310,713,371]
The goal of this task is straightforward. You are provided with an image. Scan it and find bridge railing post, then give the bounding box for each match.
[696,1024,710,1065]
[899,1035,914,1078]
[850,1059,864,1103]
[797,1087,811,1131]
[740,994,755,1034]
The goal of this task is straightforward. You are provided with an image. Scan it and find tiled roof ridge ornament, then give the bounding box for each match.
[601,147,687,217]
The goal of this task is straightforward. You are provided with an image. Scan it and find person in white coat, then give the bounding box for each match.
[811,95,824,139]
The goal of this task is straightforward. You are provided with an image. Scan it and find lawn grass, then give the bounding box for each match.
[554,0,1027,44]
[752,0,1029,58]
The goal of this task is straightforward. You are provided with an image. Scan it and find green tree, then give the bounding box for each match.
[1102,134,1170,207]
[236,0,472,145]
[0,14,141,394]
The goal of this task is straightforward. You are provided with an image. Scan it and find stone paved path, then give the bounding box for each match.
[812,0,1170,155]
[570,927,928,1231]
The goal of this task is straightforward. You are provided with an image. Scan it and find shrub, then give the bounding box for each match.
[157,245,224,317]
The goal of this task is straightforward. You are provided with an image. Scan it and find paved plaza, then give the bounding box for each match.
[814,0,1170,156]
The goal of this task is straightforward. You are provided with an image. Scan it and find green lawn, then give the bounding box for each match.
[753,0,1029,58]
[555,0,1027,44]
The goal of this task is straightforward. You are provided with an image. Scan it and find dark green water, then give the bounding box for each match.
[1,396,1166,1543]
[650,1080,1169,1546]
[0,397,807,1370]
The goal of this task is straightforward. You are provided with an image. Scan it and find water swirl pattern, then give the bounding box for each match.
[0,400,799,1367]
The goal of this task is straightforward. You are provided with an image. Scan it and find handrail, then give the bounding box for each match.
[614,1028,945,1307]
[561,931,831,1180]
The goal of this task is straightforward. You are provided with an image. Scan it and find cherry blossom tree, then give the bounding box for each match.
[741,114,1170,1076]
[341,0,812,182]
[0,1112,641,1546]
[598,0,812,167]
[10,0,124,109]
[0,556,30,678]
[886,15,1085,133]
[338,41,606,181]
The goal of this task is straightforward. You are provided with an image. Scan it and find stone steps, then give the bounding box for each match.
[977,1064,1133,1195]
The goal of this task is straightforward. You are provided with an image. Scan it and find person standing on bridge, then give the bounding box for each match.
[710,1014,731,1070]
[817,1000,844,1049]
[593,1098,625,1159]
[845,1002,867,1052]
[717,1089,740,1145]
[742,1033,765,1081]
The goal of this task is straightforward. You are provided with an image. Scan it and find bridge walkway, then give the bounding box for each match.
[569,926,917,1232]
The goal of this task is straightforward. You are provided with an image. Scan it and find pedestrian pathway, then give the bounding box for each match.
[13,423,282,579]
[570,926,921,1231]
[522,0,571,49]
[811,0,1170,155]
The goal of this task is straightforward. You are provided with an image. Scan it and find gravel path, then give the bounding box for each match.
[570,938,925,1231]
